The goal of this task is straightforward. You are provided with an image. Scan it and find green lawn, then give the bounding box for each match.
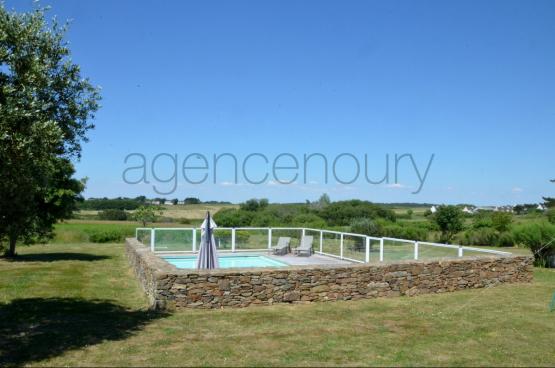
[0,242,553,366]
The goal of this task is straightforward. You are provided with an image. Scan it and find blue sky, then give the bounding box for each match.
[7,0,555,205]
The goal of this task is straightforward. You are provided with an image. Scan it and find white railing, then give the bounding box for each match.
[137,226,512,263]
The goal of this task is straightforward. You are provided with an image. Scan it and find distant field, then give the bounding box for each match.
[76,203,237,221]
[154,203,237,219]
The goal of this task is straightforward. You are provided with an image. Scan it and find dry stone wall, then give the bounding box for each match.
[126,238,533,310]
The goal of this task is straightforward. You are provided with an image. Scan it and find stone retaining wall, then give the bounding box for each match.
[126,238,534,310]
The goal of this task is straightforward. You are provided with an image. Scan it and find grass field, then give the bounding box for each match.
[1,242,553,366]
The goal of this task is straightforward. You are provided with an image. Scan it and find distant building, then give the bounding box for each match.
[462,206,473,214]
[537,204,547,211]
[430,205,437,214]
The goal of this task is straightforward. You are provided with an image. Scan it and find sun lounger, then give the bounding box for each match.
[272,237,291,255]
[294,235,313,256]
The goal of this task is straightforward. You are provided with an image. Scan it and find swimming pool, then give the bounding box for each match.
[163,255,289,269]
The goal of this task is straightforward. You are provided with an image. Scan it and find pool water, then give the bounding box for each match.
[163,255,288,269]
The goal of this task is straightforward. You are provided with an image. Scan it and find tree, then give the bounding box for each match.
[491,212,513,232]
[133,206,162,227]
[171,198,178,205]
[433,205,464,243]
[184,197,200,204]
[240,198,269,212]
[0,5,100,256]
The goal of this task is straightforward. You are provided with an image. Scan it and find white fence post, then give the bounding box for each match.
[192,229,197,253]
[268,228,272,250]
[135,228,138,239]
[302,228,306,238]
[365,237,370,263]
[150,228,155,252]
[319,231,323,253]
[414,241,419,260]
[231,228,236,253]
[379,238,384,262]
[458,246,463,257]
[340,233,344,260]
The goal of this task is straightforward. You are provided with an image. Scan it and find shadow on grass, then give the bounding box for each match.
[0,298,167,366]
[5,253,110,262]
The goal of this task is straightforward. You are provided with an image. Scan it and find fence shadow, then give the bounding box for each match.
[0,298,167,365]
[6,253,111,262]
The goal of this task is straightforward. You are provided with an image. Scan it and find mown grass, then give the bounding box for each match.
[0,242,553,366]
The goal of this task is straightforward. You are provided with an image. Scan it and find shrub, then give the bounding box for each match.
[513,222,555,266]
[133,205,162,226]
[97,209,128,221]
[491,212,513,232]
[472,212,493,229]
[291,213,326,228]
[350,218,384,237]
[460,228,499,246]
[433,205,464,243]
[380,223,429,241]
[497,232,515,247]
[240,198,269,212]
[547,209,555,224]
[213,209,254,227]
[251,212,279,227]
[320,200,396,226]
[87,229,126,243]
[178,218,191,225]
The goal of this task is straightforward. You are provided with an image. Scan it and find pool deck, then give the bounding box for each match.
[265,252,353,266]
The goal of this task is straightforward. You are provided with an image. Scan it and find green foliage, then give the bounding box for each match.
[472,212,493,229]
[78,198,142,210]
[0,4,100,256]
[213,209,254,227]
[381,223,430,241]
[320,200,396,226]
[184,197,200,204]
[543,196,555,209]
[513,223,555,267]
[547,209,555,224]
[460,228,502,247]
[133,206,162,227]
[87,229,127,243]
[97,209,128,221]
[290,213,326,228]
[491,212,513,232]
[240,198,269,212]
[350,218,383,237]
[433,205,464,243]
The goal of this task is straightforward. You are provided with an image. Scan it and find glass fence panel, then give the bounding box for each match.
[461,248,502,258]
[153,229,194,252]
[368,238,381,262]
[383,239,414,261]
[418,244,459,260]
[235,229,269,250]
[136,229,151,246]
[271,229,303,251]
[321,232,341,257]
[342,235,366,262]
[212,228,232,250]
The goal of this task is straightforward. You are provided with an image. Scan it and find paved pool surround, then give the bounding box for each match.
[126,238,534,310]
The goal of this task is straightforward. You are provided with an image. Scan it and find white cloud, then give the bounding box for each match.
[385,183,407,189]
[512,187,523,193]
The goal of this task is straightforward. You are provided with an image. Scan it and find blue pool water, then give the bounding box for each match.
[163,255,288,269]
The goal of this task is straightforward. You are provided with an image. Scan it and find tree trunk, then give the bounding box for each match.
[7,235,17,257]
